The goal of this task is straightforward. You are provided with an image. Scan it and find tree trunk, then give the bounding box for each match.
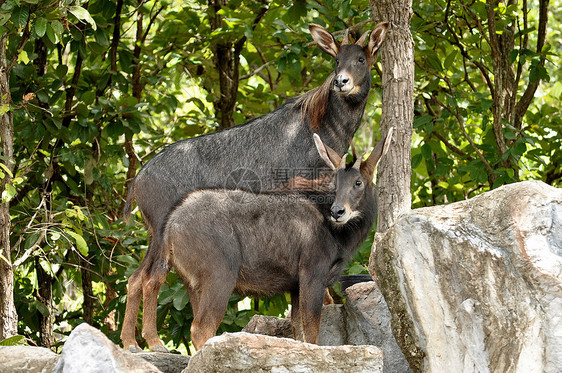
[208,0,240,130]
[367,2,418,370]
[35,257,55,348]
[103,270,118,332]
[487,0,517,174]
[207,0,268,130]
[0,34,18,341]
[369,0,414,232]
[80,256,94,325]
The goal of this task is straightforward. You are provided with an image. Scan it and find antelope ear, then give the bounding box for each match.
[342,29,351,45]
[310,24,340,58]
[360,127,393,178]
[367,22,389,59]
[313,134,342,171]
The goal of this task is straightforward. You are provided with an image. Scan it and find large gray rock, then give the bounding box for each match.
[242,314,293,339]
[318,303,346,346]
[0,346,59,373]
[343,282,412,373]
[243,283,411,373]
[370,180,562,373]
[52,323,162,373]
[184,332,383,373]
[137,352,190,373]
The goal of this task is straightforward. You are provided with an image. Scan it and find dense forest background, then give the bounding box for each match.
[0,0,559,354]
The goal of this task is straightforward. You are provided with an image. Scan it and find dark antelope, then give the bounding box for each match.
[126,130,393,351]
[121,23,388,352]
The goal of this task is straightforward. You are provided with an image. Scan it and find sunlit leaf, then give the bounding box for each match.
[68,6,97,30]
[66,231,89,256]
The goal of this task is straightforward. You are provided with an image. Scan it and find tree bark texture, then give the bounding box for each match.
[485,0,549,177]
[80,256,94,325]
[368,3,418,370]
[208,0,239,130]
[0,34,18,341]
[208,0,268,130]
[370,0,414,232]
[35,257,55,348]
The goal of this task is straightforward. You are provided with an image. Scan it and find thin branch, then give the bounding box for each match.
[13,196,47,267]
[7,22,31,72]
[485,0,502,60]
[425,68,494,176]
[110,0,124,73]
[514,0,549,128]
[444,1,495,99]
[233,0,269,58]
[141,3,164,44]
[431,131,473,160]
[239,60,272,81]
[424,98,474,161]
[435,95,494,176]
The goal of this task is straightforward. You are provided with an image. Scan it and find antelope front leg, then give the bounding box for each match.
[290,291,304,341]
[190,274,235,350]
[299,282,326,344]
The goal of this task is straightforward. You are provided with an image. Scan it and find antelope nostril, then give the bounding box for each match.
[331,206,346,219]
[335,74,350,88]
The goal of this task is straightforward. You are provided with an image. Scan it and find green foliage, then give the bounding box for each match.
[4,0,559,353]
[410,0,560,206]
[0,335,28,346]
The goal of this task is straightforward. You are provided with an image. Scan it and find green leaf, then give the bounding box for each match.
[0,13,11,26]
[94,28,109,46]
[33,301,50,317]
[0,335,27,346]
[0,162,13,178]
[66,231,88,256]
[443,50,457,70]
[503,128,517,140]
[115,255,139,267]
[173,287,189,311]
[81,91,95,105]
[421,143,433,160]
[68,6,97,30]
[55,65,68,79]
[11,6,29,28]
[412,153,423,169]
[51,20,64,36]
[1,183,16,203]
[413,115,433,129]
[17,50,30,65]
[34,17,47,37]
[347,264,367,275]
[426,51,442,72]
[46,23,57,44]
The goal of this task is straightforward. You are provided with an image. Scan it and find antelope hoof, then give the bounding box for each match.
[150,344,169,353]
[127,345,142,353]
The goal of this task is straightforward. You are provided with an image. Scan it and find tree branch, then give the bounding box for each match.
[110,0,124,73]
[7,22,31,72]
[445,1,495,99]
[431,94,494,179]
[513,0,549,129]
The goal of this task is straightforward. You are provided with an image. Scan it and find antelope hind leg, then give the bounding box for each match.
[120,264,145,352]
[142,259,170,352]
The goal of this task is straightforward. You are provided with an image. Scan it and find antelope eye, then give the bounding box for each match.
[355,180,363,187]
[336,59,340,66]
[358,57,365,64]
